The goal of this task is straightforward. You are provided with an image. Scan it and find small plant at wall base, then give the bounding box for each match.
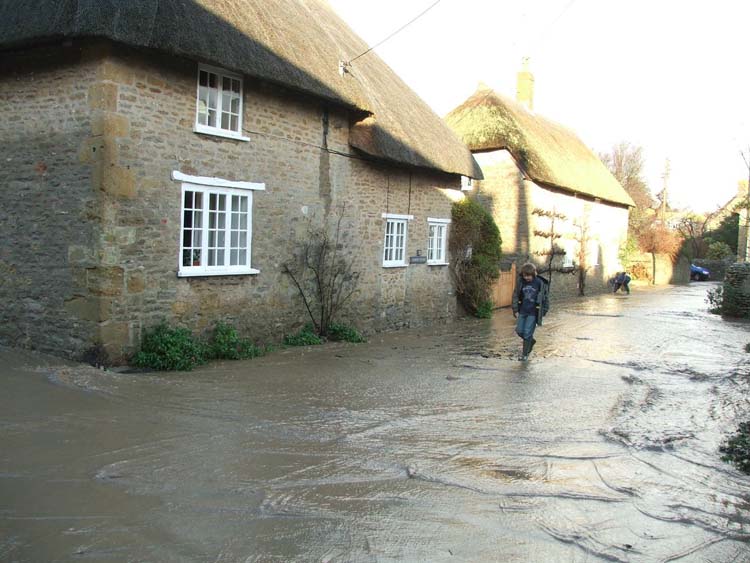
[132,321,267,371]
[706,284,743,317]
[284,324,323,346]
[207,321,264,360]
[132,323,207,371]
[283,207,361,338]
[705,285,723,314]
[327,323,366,343]
[449,198,502,317]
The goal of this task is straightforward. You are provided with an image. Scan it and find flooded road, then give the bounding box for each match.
[2,283,750,562]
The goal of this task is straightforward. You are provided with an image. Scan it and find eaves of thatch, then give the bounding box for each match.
[0,0,481,179]
[445,86,633,206]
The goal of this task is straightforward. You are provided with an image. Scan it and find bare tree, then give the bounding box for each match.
[532,206,567,289]
[738,148,750,261]
[283,208,360,336]
[574,216,591,296]
[675,213,710,259]
[638,218,682,284]
[600,142,654,235]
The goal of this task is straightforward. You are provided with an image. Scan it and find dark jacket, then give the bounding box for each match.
[512,274,550,325]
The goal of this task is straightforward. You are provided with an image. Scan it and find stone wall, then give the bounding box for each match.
[626,253,690,285]
[0,46,100,356]
[472,150,630,302]
[723,262,750,317]
[1,41,463,362]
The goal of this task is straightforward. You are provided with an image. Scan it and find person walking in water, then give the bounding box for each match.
[512,262,550,360]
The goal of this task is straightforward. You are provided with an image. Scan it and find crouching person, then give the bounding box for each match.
[512,263,550,360]
[613,271,631,294]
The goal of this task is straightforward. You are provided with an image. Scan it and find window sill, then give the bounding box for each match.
[427,262,449,266]
[178,268,260,278]
[382,263,408,269]
[193,126,250,142]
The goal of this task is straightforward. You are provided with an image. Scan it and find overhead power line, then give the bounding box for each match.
[527,0,578,57]
[342,0,443,70]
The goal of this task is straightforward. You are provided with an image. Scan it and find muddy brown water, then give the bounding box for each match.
[1,283,749,562]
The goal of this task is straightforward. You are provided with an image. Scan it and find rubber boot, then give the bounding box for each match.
[528,337,536,356]
[521,338,531,360]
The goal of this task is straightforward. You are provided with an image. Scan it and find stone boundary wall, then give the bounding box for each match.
[626,253,690,285]
[723,263,750,317]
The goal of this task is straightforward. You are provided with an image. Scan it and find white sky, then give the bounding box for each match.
[327,0,750,213]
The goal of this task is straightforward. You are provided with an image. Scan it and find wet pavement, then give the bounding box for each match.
[1,282,750,562]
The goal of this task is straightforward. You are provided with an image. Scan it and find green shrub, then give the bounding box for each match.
[720,421,750,474]
[327,323,366,343]
[705,286,723,314]
[132,323,206,371]
[208,321,264,360]
[707,284,743,317]
[449,198,502,317]
[284,324,323,346]
[475,300,494,319]
[706,240,733,260]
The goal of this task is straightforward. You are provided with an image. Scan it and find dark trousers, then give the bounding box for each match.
[613,282,630,294]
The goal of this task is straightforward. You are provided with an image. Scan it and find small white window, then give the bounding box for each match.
[587,239,600,266]
[382,213,412,267]
[427,218,450,265]
[562,239,576,268]
[174,172,264,277]
[461,176,474,191]
[195,65,248,140]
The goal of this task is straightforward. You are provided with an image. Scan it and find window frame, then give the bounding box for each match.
[427,217,451,265]
[382,213,413,268]
[587,238,600,266]
[562,238,577,268]
[173,171,264,277]
[194,64,249,141]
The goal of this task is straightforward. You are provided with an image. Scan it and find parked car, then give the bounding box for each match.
[690,264,710,281]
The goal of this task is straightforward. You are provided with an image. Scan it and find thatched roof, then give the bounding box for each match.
[445,85,633,206]
[0,0,480,178]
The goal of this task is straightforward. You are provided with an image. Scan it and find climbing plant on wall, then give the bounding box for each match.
[449,198,502,318]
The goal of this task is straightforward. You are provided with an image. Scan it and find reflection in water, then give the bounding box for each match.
[1,283,749,561]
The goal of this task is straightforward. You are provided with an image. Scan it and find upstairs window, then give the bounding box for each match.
[427,218,450,265]
[195,65,247,140]
[461,176,474,191]
[382,213,413,267]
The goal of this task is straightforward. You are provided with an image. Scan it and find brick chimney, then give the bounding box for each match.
[516,57,534,111]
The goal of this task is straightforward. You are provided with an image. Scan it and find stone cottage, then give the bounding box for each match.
[445,66,634,298]
[706,181,746,261]
[0,0,481,362]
